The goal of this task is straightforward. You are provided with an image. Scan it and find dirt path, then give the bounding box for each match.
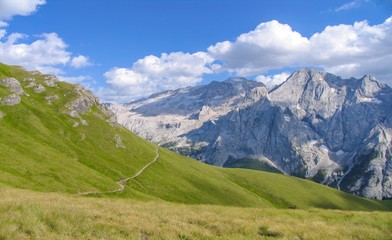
[78,145,159,196]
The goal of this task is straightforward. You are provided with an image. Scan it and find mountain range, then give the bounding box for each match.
[3,62,389,209]
[111,69,392,200]
[1,62,392,238]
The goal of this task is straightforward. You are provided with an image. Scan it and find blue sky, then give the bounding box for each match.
[0,0,391,102]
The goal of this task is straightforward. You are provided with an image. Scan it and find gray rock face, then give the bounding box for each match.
[110,78,267,145]
[113,69,392,199]
[34,84,46,93]
[114,134,125,149]
[66,85,117,127]
[66,85,99,117]
[30,70,41,75]
[0,77,24,106]
[1,94,21,106]
[43,75,58,87]
[45,95,59,105]
[23,77,35,82]
[0,77,24,95]
[80,119,89,126]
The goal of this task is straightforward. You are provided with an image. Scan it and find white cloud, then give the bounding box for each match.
[58,75,91,84]
[208,20,310,75]
[256,72,290,88]
[208,17,392,83]
[0,29,6,39]
[0,32,70,72]
[310,17,392,80]
[0,0,45,20]
[0,0,91,75]
[102,52,214,102]
[70,55,91,68]
[335,1,361,12]
[0,31,93,74]
[0,21,7,27]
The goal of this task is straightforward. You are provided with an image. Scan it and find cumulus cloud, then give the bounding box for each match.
[256,72,290,88]
[102,52,214,102]
[0,0,45,20]
[0,32,70,73]
[207,17,392,83]
[208,20,310,75]
[70,55,91,68]
[311,17,392,80]
[0,31,93,76]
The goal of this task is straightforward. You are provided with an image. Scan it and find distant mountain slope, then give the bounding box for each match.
[112,69,392,200]
[0,63,390,210]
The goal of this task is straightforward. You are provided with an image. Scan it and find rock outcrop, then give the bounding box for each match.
[43,75,58,87]
[66,85,117,126]
[0,78,24,95]
[112,69,392,199]
[34,84,46,93]
[0,77,24,106]
[114,134,125,149]
[45,95,59,105]
[0,94,21,106]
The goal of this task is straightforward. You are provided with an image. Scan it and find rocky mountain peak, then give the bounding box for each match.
[269,69,335,110]
[358,75,383,97]
[290,68,326,81]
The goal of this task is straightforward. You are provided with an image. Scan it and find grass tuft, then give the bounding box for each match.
[258,225,283,238]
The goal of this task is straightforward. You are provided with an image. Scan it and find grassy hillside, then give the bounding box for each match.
[0,63,391,211]
[122,148,392,210]
[1,186,391,240]
[0,64,157,194]
[223,157,282,173]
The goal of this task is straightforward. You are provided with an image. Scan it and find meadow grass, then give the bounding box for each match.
[0,186,391,240]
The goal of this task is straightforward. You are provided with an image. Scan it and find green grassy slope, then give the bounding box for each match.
[223,157,282,173]
[0,63,391,211]
[0,63,156,194]
[124,148,392,210]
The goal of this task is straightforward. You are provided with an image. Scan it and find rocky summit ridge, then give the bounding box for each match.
[111,69,392,199]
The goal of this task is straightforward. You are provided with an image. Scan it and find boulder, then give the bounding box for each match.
[0,78,24,95]
[1,94,21,106]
